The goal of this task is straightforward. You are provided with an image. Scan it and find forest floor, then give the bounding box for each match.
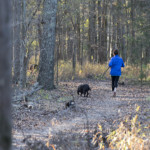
[12,79,150,150]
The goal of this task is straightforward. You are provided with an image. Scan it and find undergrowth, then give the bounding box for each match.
[55,61,150,82]
[56,61,111,80]
[26,60,150,84]
[92,106,150,150]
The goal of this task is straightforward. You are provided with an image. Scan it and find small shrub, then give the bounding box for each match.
[92,124,105,149]
[56,60,110,80]
[93,106,150,150]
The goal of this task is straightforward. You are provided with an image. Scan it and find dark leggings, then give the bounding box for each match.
[111,76,119,91]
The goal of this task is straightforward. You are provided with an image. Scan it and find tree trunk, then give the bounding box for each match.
[0,1,12,149]
[116,0,121,50]
[121,0,126,62]
[97,0,102,63]
[20,0,27,88]
[125,1,129,64]
[112,14,117,50]
[37,0,57,90]
[99,0,107,63]
[77,11,81,63]
[38,15,42,56]
[107,0,112,59]
[88,0,97,62]
[67,26,72,60]
[81,1,85,68]
[72,41,76,78]
[13,0,21,84]
[130,0,136,63]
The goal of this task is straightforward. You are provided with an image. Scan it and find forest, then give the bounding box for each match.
[0,0,150,150]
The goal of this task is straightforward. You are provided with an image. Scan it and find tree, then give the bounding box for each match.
[130,0,136,63]
[0,0,12,149]
[88,0,97,62]
[12,0,21,84]
[97,0,108,63]
[38,0,58,90]
[20,0,27,88]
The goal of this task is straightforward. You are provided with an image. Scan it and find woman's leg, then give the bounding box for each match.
[114,76,119,88]
[111,76,115,91]
[113,76,119,96]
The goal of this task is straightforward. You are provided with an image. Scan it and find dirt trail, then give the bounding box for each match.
[12,80,150,149]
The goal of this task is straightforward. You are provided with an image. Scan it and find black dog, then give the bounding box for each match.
[77,84,91,97]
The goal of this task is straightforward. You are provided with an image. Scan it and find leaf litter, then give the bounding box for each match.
[12,80,150,150]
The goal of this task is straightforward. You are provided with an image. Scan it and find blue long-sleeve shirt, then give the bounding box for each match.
[109,55,125,76]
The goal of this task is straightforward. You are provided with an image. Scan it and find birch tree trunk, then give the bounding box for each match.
[37,0,57,90]
[107,0,112,59]
[0,1,12,149]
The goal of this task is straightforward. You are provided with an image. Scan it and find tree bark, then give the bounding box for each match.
[97,0,102,63]
[13,0,21,84]
[72,41,76,78]
[112,14,117,50]
[77,11,81,63]
[0,1,12,149]
[37,0,57,90]
[88,0,97,62]
[121,0,126,62]
[20,0,27,88]
[130,0,136,63]
[107,0,112,59]
[99,0,107,63]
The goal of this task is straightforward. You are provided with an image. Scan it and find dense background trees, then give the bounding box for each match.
[56,0,150,64]
[11,0,150,88]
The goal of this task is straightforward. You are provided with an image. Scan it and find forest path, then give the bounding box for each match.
[12,80,150,149]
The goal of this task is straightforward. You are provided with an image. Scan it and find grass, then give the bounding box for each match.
[26,59,150,85]
[56,60,110,81]
[55,60,150,82]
